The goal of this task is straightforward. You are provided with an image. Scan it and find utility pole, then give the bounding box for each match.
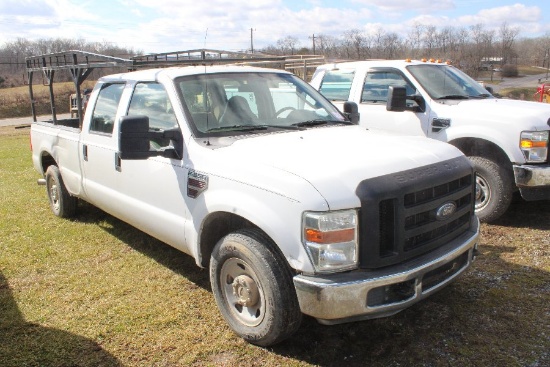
[250,28,254,54]
[311,34,316,55]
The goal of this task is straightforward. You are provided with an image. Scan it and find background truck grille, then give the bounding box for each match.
[356,156,475,269]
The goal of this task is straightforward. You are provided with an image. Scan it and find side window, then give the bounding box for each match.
[90,83,125,134]
[319,70,355,101]
[128,83,178,130]
[361,71,416,103]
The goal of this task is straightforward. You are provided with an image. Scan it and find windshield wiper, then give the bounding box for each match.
[436,95,470,100]
[292,119,345,127]
[206,124,300,133]
[206,124,265,132]
[470,93,492,99]
[258,124,301,130]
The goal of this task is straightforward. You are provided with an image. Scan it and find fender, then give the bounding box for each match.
[185,173,329,274]
[442,123,521,163]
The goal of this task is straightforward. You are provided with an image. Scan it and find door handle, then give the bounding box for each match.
[82,145,88,161]
[432,118,451,133]
[115,152,121,172]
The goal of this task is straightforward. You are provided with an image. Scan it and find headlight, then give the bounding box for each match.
[520,131,549,163]
[302,209,358,273]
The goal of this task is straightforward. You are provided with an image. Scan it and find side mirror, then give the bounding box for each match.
[119,115,183,160]
[343,101,360,124]
[386,86,407,112]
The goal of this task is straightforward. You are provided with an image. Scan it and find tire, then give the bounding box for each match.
[470,156,513,223]
[45,165,77,218]
[209,228,302,346]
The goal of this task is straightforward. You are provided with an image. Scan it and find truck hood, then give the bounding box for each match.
[439,98,550,130]
[211,125,464,209]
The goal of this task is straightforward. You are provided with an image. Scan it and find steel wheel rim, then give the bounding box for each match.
[475,174,491,211]
[220,257,265,327]
[47,176,60,212]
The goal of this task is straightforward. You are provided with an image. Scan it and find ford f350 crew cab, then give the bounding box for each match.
[311,60,550,222]
[28,51,479,346]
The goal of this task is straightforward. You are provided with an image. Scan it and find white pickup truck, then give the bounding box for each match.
[29,53,479,346]
[311,60,550,222]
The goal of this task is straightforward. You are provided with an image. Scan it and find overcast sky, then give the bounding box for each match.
[1,0,548,54]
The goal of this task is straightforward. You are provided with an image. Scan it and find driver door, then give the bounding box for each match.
[356,69,430,136]
[114,82,191,253]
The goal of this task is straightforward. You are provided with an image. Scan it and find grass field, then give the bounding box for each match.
[1,126,549,367]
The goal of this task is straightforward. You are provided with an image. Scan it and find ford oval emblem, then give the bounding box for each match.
[436,201,457,221]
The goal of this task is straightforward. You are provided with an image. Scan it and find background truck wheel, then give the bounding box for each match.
[209,229,302,346]
[470,156,513,223]
[45,165,77,218]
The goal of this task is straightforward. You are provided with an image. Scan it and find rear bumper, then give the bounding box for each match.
[513,164,550,201]
[293,218,479,324]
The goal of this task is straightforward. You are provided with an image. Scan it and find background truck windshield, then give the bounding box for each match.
[407,64,491,99]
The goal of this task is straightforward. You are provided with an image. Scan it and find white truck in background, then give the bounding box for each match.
[28,51,479,346]
[311,60,550,222]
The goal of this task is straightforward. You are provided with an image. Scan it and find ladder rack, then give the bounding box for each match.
[26,49,325,125]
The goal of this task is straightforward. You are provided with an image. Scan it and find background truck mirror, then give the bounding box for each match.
[343,101,360,124]
[386,86,407,112]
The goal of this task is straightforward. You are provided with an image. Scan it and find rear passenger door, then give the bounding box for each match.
[81,82,126,210]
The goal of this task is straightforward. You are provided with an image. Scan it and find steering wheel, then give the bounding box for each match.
[274,106,296,118]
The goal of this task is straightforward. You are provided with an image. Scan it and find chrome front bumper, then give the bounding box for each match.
[293,221,479,325]
[513,164,550,201]
[514,164,550,187]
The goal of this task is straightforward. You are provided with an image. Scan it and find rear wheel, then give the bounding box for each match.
[470,156,513,223]
[45,165,77,218]
[209,229,302,346]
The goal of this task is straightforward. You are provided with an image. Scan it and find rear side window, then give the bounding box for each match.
[319,69,355,101]
[90,83,125,134]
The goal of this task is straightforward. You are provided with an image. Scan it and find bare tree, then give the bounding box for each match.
[406,23,424,58]
[423,25,438,56]
[342,29,368,60]
[468,24,495,76]
[381,32,402,59]
[314,34,338,58]
[276,36,300,55]
[499,22,520,64]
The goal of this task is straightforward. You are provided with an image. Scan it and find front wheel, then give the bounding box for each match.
[209,229,302,346]
[470,156,513,223]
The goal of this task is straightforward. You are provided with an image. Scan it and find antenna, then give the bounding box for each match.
[203,28,211,145]
[250,28,255,54]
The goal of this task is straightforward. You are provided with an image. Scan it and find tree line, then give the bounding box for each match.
[0,38,140,88]
[1,22,550,88]
[264,22,550,78]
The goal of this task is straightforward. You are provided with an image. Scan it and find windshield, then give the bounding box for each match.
[407,64,493,100]
[174,72,347,137]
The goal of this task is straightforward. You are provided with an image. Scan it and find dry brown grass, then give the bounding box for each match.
[0,82,94,119]
[1,126,548,366]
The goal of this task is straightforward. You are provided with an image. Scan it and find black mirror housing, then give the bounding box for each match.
[119,115,183,160]
[386,86,407,112]
[343,101,360,124]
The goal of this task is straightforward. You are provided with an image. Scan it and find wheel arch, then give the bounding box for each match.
[198,212,289,270]
[40,151,57,175]
[449,137,512,169]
